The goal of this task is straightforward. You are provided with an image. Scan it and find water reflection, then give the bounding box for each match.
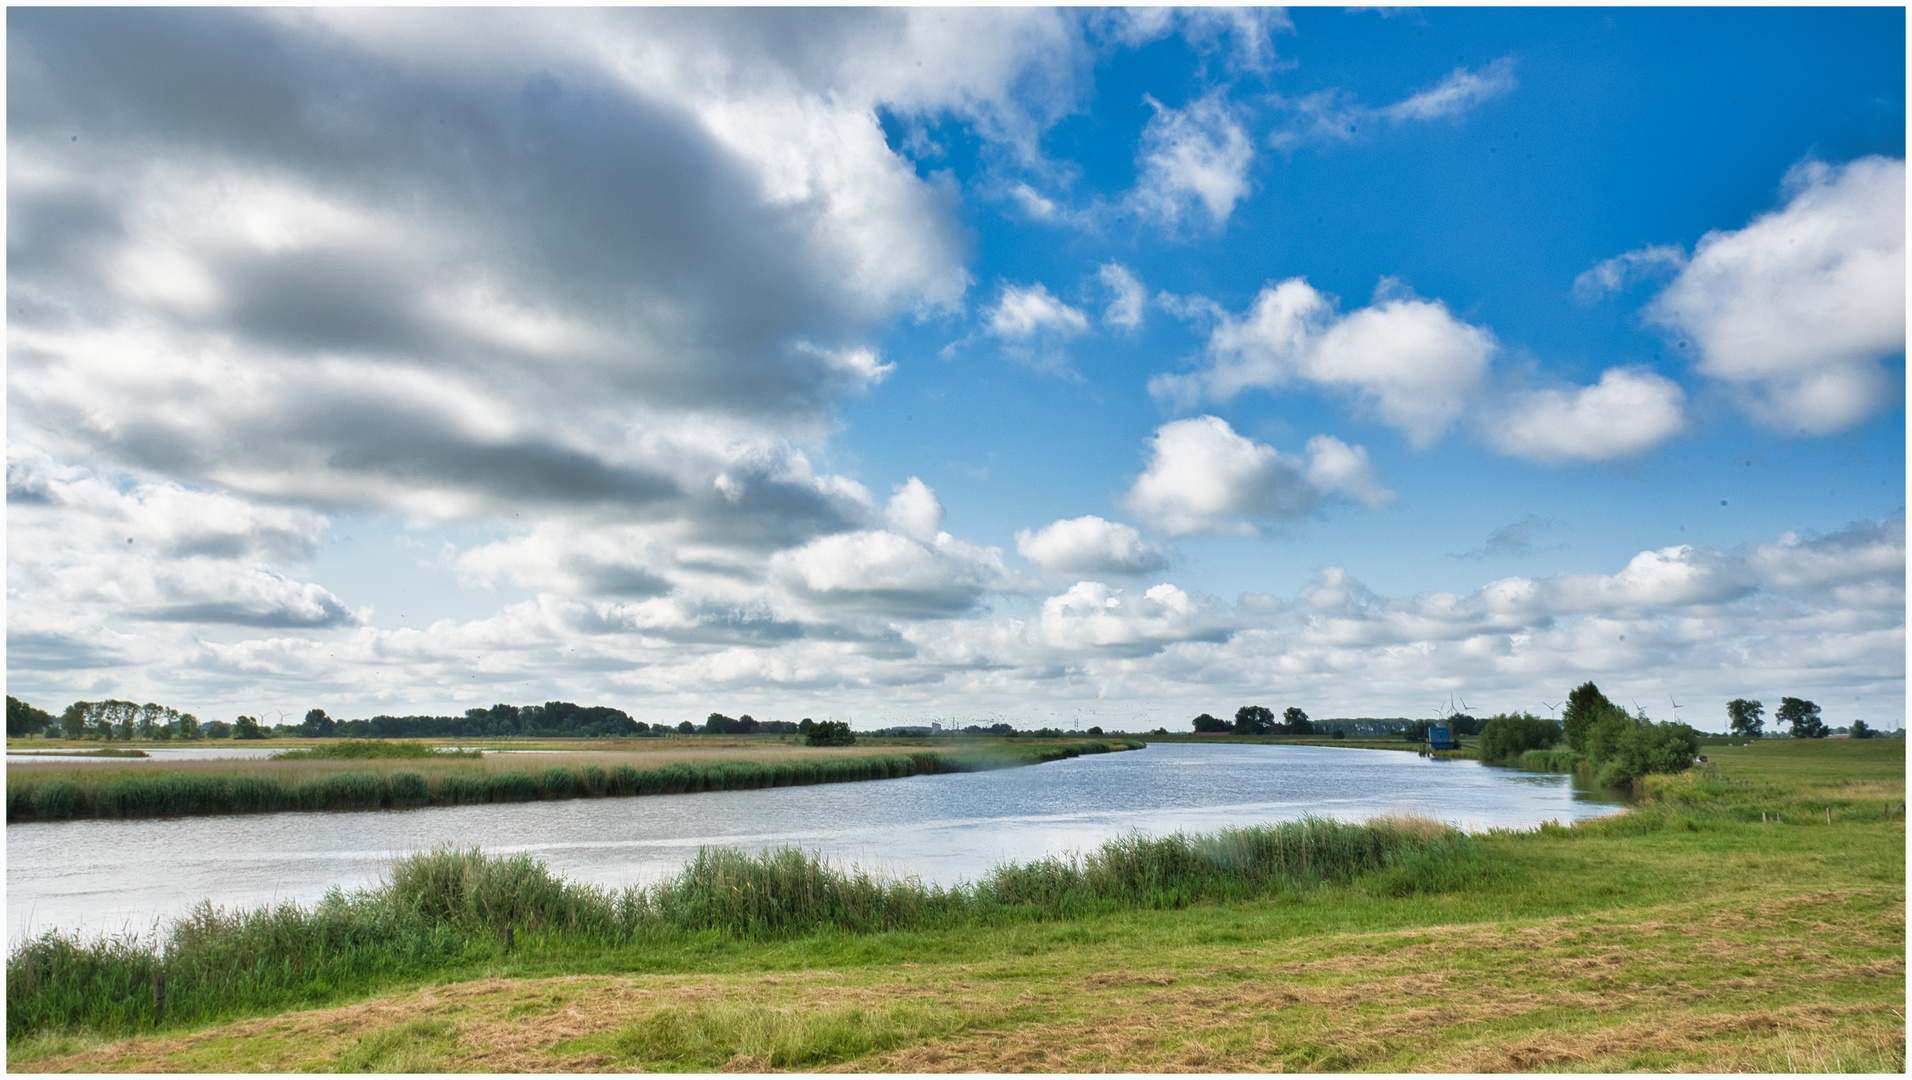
[6,743,1625,944]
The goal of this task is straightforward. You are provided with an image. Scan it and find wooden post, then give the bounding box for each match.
[154,969,166,1026]
[505,926,514,952]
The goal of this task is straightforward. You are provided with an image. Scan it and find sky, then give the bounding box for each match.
[6,7,1905,733]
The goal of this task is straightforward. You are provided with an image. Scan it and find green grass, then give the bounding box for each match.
[5,740,1142,823]
[8,738,1901,1073]
[4,816,1469,1042]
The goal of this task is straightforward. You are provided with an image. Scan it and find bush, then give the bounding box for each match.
[1477,712,1562,764]
[805,721,855,747]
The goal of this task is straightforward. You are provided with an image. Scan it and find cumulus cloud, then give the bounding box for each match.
[1123,417,1393,536]
[884,477,945,542]
[1132,92,1255,230]
[1016,515,1167,576]
[6,450,359,682]
[1154,278,1497,446]
[985,283,1090,340]
[7,8,1100,526]
[1491,367,1686,462]
[1643,156,1906,434]
[772,528,1015,617]
[1270,57,1516,148]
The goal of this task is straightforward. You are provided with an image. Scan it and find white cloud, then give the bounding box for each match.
[985,283,1090,340]
[1270,58,1516,148]
[1380,58,1519,122]
[1132,92,1254,229]
[1492,367,1686,462]
[6,451,359,693]
[1302,435,1396,509]
[772,528,1014,617]
[1123,416,1393,536]
[1097,262,1148,331]
[1016,515,1167,576]
[884,477,945,542]
[1155,278,1496,446]
[1644,155,1905,434]
[6,9,1105,527]
[1572,244,1687,302]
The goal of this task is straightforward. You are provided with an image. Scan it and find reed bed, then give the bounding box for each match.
[4,814,1473,1039]
[5,741,1142,823]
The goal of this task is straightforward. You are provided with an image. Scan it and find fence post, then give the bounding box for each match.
[154,969,166,1027]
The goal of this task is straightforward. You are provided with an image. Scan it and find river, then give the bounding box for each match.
[6,742,1625,945]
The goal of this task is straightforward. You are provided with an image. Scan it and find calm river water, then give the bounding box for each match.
[6,743,1625,944]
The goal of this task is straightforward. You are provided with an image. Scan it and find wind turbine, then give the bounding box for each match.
[1668,695,1683,722]
[1541,701,1560,718]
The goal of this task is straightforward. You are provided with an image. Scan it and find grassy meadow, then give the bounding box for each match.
[6,738,1902,1072]
[6,737,1140,822]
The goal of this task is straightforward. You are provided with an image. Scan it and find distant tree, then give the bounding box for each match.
[1726,699,1764,739]
[1446,713,1481,737]
[1192,713,1230,733]
[232,715,267,740]
[1087,725,1103,735]
[805,720,855,747]
[60,702,88,740]
[1562,682,1619,752]
[736,714,760,735]
[205,720,232,739]
[1233,706,1273,734]
[1850,719,1874,739]
[7,696,54,738]
[1282,707,1313,735]
[1778,697,1826,739]
[177,713,202,740]
[1150,727,1169,736]
[302,708,335,737]
[1330,729,1346,740]
[1403,719,1435,743]
[675,720,695,734]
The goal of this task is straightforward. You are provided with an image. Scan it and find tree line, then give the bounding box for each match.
[1190,705,1314,735]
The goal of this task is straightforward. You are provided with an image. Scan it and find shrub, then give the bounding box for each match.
[1477,712,1562,764]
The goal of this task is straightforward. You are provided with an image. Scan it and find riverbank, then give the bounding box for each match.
[6,739,1141,822]
[8,739,1901,1071]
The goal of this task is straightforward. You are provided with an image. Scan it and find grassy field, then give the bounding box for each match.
[6,738,1139,822]
[8,739,1902,1072]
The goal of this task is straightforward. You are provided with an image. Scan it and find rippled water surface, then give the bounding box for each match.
[7,743,1625,943]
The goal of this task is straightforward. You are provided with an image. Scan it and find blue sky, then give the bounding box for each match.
[7,8,1904,731]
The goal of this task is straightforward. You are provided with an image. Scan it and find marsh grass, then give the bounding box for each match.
[6,740,1140,822]
[335,1017,458,1072]
[270,741,482,762]
[4,815,1467,1041]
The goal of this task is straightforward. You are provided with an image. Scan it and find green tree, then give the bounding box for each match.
[232,715,267,740]
[7,695,54,738]
[1192,712,1229,733]
[1282,707,1312,735]
[1850,719,1874,739]
[1234,705,1273,734]
[1562,682,1619,752]
[1778,697,1826,738]
[1477,712,1563,764]
[60,702,88,740]
[1726,698,1765,739]
[805,720,855,746]
[205,719,232,739]
[177,713,202,740]
[302,708,335,737]
[675,720,695,734]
